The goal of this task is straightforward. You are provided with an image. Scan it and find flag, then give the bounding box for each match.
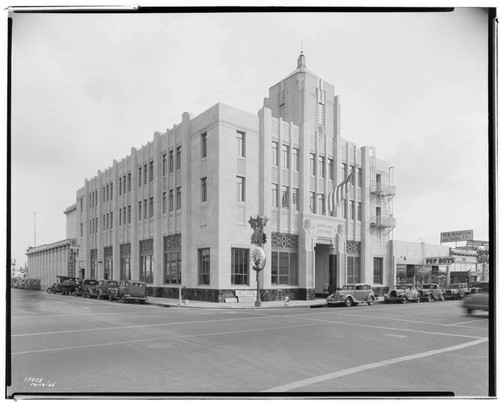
[328,165,356,213]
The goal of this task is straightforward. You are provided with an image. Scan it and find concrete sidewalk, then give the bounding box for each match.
[145,296,329,309]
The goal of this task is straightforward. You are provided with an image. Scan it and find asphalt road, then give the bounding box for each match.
[8,289,491,397]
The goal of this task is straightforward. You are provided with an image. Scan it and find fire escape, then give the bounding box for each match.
[369,147,396,235]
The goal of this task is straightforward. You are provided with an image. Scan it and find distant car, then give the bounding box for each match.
[80,279,99,298]
[384,284,421,303]
[469,281,489,294]
[326,284,375,307]
[444,283,469,300]
[95,280,119,299]
[463,288,489,315]
[108,280,148,304]
[418,283,445,302]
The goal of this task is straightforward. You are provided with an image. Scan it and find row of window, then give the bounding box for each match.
[91,249,384,286]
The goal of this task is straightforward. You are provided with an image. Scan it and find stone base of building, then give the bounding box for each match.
[146,287,315,303]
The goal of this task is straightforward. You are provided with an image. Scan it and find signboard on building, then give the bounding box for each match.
[425,257,455,265]
[440,230,473,243]
[467,240,489,249]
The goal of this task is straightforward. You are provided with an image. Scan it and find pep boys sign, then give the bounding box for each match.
[425,257,455,265]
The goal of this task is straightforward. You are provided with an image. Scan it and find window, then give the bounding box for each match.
[169,150,174,173]
[236,177,245,202]
[349,200,355,220]
[231,248,249,285]
[149,197,153,218]
[102,215,105,230]
[110,183,113,200]
[201,132,207,158]
[149,161,154,182]
[374,257,383,284]
[169,189,174,212]
[198,248,210,285]
[201,177,207,202]
[80,223,83,236]
[120,257,131,281]
[357,202,362,221]
[318,194,325,215]
[347,256,361,284]
[110,212,113,228]
[176,187,181,210]
[319,156,325,178]
[102,187,105,203]
[138,167,142,186]
[309,192,316,213]
[293,148,299,171]
[272,184,279,207]
[236,131,245,157]
[127,173,131,192]
[272,142,279,166]
[162,192,167,213]
[143,199,148,219]
[271,251,298,285]
[281,186,289,209]
[80,198,83,212]
[164,251,181,284]
[310,153,316,176]
[119,178,122,195]
[140,255,153,284]
[342,163,347,180]
[128,206,131,224]
[176,146,182,170]
[292,188,299,211]
[162,153,167,176]
[104,259,112,280]
[119,209,122,226]
[357,167,362,187]
[138,201,142,220]
[328,158,334,180]
[143,164,148,185]
[282,144,289,169]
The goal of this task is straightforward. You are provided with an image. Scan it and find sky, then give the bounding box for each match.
[7,6,491,267]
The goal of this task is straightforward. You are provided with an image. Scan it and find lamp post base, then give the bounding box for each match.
[255,300,262,308]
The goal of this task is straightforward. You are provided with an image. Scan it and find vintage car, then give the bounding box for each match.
[95,280,119,299]
[60,277,81,295]
[444,283,470,300]
[79,279,99,298]
[326,283,376,307]
[384,284,421,303]
[108,280,148,304]
[418,283,445,302]
[23,279,41,291]
[463,288,489,315]
[468,281,489,294]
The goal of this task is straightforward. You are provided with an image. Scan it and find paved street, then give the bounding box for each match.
[8,289,490,397]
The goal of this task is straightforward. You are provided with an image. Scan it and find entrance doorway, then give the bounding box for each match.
[314,244,337,297]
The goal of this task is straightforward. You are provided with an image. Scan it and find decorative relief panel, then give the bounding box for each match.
[120,242,131,257]
[104,246,113,259]
[164,234,181,251]
[346,241,361,255]
[271,232,299,250]
[90,249,97,260]
[140,238,154,255]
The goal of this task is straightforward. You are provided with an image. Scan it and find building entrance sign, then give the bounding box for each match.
[440,230,473,243]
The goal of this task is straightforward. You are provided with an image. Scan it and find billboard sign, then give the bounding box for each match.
[440,230,473,243]
[467,240,489,249]
[425,257,455,265]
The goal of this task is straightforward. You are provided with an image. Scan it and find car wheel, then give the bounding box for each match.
[427,294,434,302]
[367,296,374,306]
[416,295,421,303]
[121,293,127,303]
[344,297,353,307]
[440,294,445,302]
[46,288,53,294]
[401,296,407,304]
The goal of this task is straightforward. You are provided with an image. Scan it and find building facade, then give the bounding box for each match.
[71,54,396,302]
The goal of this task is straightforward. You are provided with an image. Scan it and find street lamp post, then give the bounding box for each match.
[248,214,268,308]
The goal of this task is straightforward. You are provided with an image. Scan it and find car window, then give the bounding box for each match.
[364,285,370,290]
[355,285,363,290]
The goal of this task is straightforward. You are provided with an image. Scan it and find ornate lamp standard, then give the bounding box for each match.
[248,214,268,308]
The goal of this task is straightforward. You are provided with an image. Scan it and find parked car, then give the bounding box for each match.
[47,276,74,294]
[95,280,119,299]
[80,279,99,298]
[468,281,489,294]
[326,284,375,307]
[384,284,421,303]
[444,283,469,300]
[463,288,489,315]
[108,280,148,304]
[24,279,41,290]
[59,277,80,295]
[418,283,445,302]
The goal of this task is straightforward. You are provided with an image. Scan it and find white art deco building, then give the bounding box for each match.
[67,53,396,302]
